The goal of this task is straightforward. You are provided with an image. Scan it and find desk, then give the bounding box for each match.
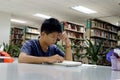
[0,62,120,80]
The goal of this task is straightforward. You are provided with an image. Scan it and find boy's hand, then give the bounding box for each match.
[58,32,70,45]
[46,54,64,64]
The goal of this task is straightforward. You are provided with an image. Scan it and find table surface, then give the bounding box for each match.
[0,61,120,80]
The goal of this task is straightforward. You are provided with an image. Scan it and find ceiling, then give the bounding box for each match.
[0,0,120,27]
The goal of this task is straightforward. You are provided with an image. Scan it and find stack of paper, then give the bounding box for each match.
[53,60,82,67]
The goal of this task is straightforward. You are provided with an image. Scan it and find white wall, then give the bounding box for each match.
[0,12,11,45]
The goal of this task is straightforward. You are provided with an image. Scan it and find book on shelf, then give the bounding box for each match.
[24,26,40,41]
[10,27,24,45]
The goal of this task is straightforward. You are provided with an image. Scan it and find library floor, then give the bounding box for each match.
[0,58,120,80]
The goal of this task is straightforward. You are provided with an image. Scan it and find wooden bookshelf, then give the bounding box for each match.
[86,19,119,48]
[23,26,40,42]
[10,26,40,45]
[61,21,85,40]
[10,27,23,46]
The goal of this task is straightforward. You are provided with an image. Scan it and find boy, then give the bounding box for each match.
[18,18,72,64]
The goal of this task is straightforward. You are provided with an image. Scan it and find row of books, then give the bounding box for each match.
[11,34,23,39]
[66,31,83,39]
[11,39,23,45]
[25,34,38,40]
[63,22,85,32]
[11,28,23,34]
[25,27,40,34]
[91,38,117,47]
[71,40,85,45]
[91,21,118,32]
[91,29,117,40]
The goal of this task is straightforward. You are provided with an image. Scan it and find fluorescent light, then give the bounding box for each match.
[34,13,51,19]
[10,19,26,23]
[71,5,97,14]
[116,22,119,26]
[91,29,94,32]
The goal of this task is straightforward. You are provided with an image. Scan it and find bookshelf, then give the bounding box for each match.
[23,26,40,42]
[61,21,85,41]
[10,27,23,46]
[86,19,119,48]
[85,19,120,65]
[61,21,86,62]
[10,26,40,45]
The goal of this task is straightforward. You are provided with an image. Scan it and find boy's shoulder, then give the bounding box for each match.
[49,45,57,49]
[48,45,59,52]
[27,39,38,42]
[25,39,39,45]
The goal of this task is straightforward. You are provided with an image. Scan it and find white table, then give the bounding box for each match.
[0,62,120,80]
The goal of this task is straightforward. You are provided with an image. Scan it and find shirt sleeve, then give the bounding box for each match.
[20,41,32,55]
[54,45,65,57]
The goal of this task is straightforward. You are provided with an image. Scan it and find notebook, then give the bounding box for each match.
[53,60,82,67]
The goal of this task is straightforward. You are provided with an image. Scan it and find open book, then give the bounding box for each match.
[53,60,82,67]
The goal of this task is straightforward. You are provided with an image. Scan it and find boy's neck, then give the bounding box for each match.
[39,38,48,52]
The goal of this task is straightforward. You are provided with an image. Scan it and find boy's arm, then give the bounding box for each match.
[59,32,72,61]
[18,53,64,64]
[64,38,72,61]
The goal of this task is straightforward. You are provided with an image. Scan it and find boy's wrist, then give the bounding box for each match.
[65,39,71,48]
[66,45,71,48]
[41,57,48,63]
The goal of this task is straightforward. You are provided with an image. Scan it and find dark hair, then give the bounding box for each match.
[40,18,62,34]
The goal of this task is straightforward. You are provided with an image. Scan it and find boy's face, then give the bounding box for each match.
[43,32,61,46]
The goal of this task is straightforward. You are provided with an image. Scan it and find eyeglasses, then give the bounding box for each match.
[47,33,62,41]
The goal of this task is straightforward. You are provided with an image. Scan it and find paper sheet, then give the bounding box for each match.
[53,60,82,67]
